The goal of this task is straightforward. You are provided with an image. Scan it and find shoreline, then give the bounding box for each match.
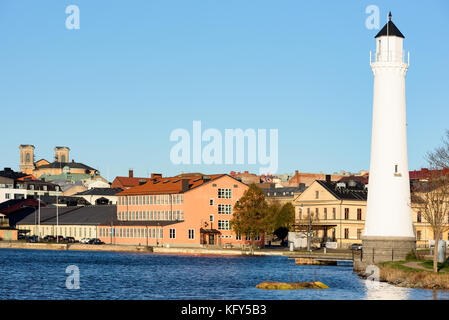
[0,241,289,257]
[356,262,449,290]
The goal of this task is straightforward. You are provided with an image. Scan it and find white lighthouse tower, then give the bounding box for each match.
[362,13,415,263]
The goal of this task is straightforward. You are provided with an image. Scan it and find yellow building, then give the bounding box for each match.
[293,179,367,248]
[293,179,445,249]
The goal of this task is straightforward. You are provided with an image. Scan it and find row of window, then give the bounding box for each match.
[235,234,261,241]
[117,210,184,221]
[343,228,363,240]
[20,226,94,238]
[118,194,184,206]
[218,188,232,199]
[218,220,231,230]
[299,207,363,221]
[100,227,164,239]
[100,228,198,240]
[218,204,232,214]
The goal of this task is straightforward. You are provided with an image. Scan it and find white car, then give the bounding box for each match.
[80,238,90,244]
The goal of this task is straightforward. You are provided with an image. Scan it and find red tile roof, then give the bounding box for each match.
[117,174,227,196]
[111,176,152,189]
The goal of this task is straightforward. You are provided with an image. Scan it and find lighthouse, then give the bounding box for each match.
[362,13,415,263]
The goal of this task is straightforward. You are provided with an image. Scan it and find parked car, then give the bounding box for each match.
[18,234,27,240]
[80,238,90,244]
[88,238,105,245]
[56,235,65,242]
[350,243,362,251]
[43,235,56,242]
[27,235,39,243]
[64,237,76,243]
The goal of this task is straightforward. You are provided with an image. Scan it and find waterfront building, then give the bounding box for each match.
[109,174,263,247]
[15,205,116,240]
[293,177,442,249]
[293,177,367,248]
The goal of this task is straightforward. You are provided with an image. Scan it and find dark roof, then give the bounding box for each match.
[74,188,123,196]
[38,195,91,206]
[37,161,96,171]
[264,186,305,197]
[15,205,117,226]
[375,17,404,38]
[13,205,183,227]
[0,168,28,180]
[317,180,367,201]
[0,199,43,215]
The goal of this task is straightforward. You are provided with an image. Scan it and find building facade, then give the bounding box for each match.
[107,174,263,247]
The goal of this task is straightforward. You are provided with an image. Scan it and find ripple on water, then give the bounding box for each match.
[0,248,448,300]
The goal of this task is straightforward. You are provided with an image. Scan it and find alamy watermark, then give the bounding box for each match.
[65,5,80,30]
[169,121,278,175]
[65,265,80,290]
[365,5,380,30]
[365,264,380,289]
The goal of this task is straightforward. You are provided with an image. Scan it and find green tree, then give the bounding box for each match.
[231,184,269,250]
[266,201,296,241]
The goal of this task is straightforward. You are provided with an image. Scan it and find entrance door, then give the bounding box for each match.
[208,234,215,245]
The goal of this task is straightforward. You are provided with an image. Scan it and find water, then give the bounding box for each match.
[0,248,448,300]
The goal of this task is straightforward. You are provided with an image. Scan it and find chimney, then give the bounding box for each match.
[129,170,133,178]
[325,174,331,182]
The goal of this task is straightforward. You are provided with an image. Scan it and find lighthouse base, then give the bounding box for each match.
[358,236,416,265]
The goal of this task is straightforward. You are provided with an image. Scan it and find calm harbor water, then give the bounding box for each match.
[0,248,448,300]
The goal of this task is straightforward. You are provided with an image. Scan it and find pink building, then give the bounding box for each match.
[98,174,264,247]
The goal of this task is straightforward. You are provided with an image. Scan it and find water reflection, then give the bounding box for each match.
[364,280,411,300]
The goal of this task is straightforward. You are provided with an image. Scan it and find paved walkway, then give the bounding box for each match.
[403,261,447,272]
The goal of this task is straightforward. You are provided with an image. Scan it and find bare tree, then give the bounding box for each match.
[412,172,449,273]
[294,207,320,253]
[427,130,449,169]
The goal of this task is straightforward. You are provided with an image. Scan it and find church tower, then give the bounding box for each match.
[363,13,415,262]
[19,144,35,174]
[54,146,70,163]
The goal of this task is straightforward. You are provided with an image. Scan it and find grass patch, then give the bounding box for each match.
[376,261,449,289]
[420,260,449,272]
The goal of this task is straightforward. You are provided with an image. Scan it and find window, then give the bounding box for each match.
[315,191,319,199]
[188,229,194,240]
[210,199,214,206]
[344,208,349,220]
[357,229,362,240]
[218,204,232,214]
[324,208,327,220]
[332,208,336,220]
[344,228,349,239]
[236,234,241,240]
[417,230,422,241]
[417,211,422,223]
[315,208,319,219]
[218,220,231,230]
[218,188,232,199]
[357,208,362,220]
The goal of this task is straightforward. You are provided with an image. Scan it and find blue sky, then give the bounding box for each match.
[1,1,448,180]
